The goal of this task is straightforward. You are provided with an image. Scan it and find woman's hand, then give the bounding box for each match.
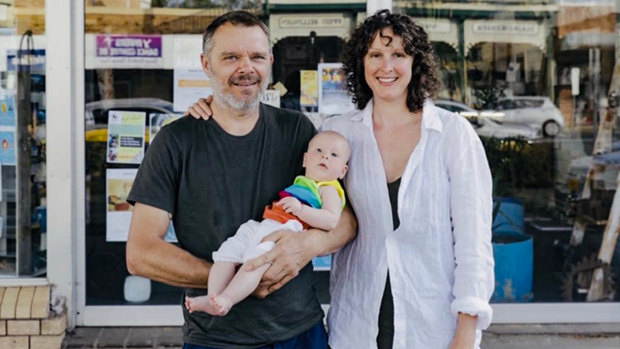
[276,197,303,216]
[185,95,213,120]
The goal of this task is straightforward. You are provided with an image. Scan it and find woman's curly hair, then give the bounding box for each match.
[342,9,441,112]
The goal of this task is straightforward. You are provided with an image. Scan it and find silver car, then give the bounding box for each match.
[488,96,565,137]
[435,99,540,139]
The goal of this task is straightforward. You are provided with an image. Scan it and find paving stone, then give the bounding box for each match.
[155,326,183,347]
[97,327,131,347]
[125,327,157,347]
[15,286,35,319]
[63,327,103,348]
[0,287,20,319]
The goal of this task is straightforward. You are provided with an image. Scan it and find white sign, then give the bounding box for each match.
[279,16,345,28]
[260,90,281,108]
[0,5,7,21]
[106,168,138,242]
[414,18,451,34]
[473,22,539,35]
[173,68,211,112]
[571,67,580,96]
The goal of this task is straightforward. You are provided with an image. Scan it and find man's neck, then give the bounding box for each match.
[210,98,260,136]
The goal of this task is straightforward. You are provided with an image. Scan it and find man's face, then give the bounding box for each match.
[201,23,273,111]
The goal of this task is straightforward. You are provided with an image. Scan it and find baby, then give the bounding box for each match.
[185,131,350,316]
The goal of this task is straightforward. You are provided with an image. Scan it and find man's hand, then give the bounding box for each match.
[244,229,316,298]
[185,95,213,120]
[276,197,303,216]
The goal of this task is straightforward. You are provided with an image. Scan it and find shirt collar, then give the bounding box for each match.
[351,98,443,133]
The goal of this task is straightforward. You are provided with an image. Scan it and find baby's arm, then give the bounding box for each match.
[277,186,342,230]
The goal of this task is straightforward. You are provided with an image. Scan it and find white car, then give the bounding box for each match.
[485,96,565,137]
[435,99,540,139]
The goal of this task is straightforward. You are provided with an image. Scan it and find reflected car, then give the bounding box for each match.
[485,96,565,137]
[85,98,176,130]
[435,99,540,139]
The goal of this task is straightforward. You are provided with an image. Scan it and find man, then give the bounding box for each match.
[126,11,356,349]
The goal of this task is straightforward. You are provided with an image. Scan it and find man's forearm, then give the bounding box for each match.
[305,204,357,256]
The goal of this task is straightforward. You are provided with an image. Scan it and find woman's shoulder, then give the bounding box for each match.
[320,109,363,131]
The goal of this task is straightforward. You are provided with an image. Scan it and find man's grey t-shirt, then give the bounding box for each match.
[127,103,321,348]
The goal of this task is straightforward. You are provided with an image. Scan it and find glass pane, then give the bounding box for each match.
[396,0,619,304]
[0,0,47,277]
[83,1,263,305]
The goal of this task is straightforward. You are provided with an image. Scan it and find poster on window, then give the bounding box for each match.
[107,110,146,164]
[106,168,177,242]
[317,63,355,115]
[173,68,212,113]
[300,70,319,107]
[0,96,15,127]
[94,35,163,69]
[0,130,16,165]
[149,112,182,142]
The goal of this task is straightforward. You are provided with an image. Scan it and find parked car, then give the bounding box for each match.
[485,96,565,137]
[435,99,540,139]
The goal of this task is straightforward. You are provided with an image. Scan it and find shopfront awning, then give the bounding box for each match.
[464,19,547,55]
[412,17,458,50]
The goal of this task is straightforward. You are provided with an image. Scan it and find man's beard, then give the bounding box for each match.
[208,71,269,111]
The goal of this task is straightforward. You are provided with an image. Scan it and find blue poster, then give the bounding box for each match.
[0,131,16,165]
[0,97,16,127]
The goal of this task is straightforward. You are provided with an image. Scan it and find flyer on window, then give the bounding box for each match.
[317,63,355,116]
[0,96,16,127]
[0,130,16,165]
[149,112,182,142]
[107,110,146,164]
[300,70,318,107]
[106,168,177,242]
[106,168,137,242]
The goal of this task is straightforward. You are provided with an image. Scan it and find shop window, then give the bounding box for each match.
[0,1,47,277]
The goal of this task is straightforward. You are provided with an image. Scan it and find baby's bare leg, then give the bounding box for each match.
[185,261,236,315]
[212,262,271,316]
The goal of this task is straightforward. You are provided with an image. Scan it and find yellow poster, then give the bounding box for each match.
[300,70,319,107]
[107,110,146,164]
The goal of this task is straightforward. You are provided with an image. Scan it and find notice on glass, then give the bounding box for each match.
[106,168,177,242]
[0,96,16,127]
[106,168,137,242]
[0,130,16,166]
[107,110,146,164]
[300,70,319,107]
[173,68,212,112]
[94,35,163,69]
[149,112,182,142]
[318,63,355,115]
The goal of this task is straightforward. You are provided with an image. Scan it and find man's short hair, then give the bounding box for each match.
[202,10,270,56]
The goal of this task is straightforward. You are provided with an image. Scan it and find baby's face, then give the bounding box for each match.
[303,132,350,182]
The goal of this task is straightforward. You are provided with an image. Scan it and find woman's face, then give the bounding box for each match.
[363,27,413,105]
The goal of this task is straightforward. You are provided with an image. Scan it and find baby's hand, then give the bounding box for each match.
[276,197,303,216]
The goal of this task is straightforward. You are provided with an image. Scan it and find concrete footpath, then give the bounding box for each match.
[61,324,620,348]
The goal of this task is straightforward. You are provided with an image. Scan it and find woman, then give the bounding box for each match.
[186,10,494,349]
[321,10,494,349]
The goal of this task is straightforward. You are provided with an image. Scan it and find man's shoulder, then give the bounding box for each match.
[261,103,314,130]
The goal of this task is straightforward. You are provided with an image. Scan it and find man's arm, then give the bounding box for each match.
[126,202,211,288]
[245,204,357,296]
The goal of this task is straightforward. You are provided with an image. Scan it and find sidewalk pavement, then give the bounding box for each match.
[62,324,620,348]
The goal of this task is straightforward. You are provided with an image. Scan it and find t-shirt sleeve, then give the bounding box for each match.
[127,125,179,215]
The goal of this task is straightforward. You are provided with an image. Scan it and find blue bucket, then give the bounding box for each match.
[493,197,524,234]
[491,231,533,302]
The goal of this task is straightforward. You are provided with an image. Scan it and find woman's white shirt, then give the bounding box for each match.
[321,99,495,349]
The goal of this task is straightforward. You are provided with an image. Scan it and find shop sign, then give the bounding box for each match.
[279,15,344,28]
[414,19,451,34]
[94,34,163,68]
[473,22,539,35]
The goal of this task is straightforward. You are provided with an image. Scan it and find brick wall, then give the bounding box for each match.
[0,286,65,349]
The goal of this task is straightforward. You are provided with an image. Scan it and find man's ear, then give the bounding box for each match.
[270,53,274,65]
[201,53,210,74]
[339,164,349,179]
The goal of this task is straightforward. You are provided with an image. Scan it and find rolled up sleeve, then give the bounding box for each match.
[446,125,495,330]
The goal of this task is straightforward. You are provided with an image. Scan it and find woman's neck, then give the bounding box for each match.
[372,98,422,128]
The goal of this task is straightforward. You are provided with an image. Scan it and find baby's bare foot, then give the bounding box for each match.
[185,295,222,315]
[212,295,233,316]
